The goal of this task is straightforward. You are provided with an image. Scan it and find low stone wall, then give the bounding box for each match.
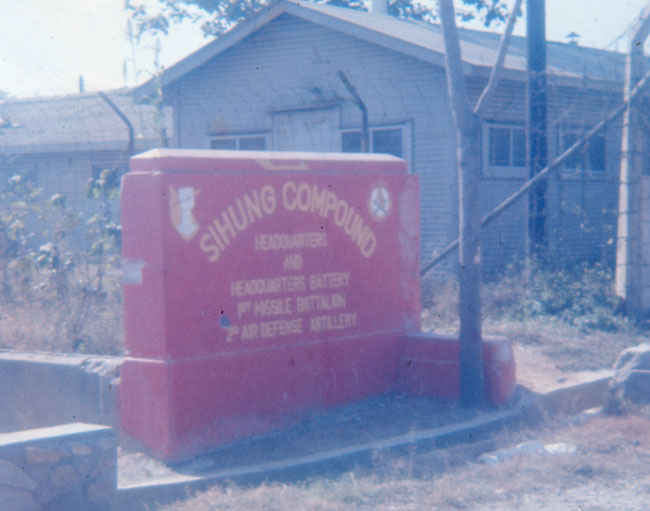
[0,423,116,511]
[0,352,121,432]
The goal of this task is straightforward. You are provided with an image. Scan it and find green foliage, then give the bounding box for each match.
[87,168,123,254]
[424,260,630,335]
[0,166,123,354]
[488,261,627,333]
[1,174,43,299]
[125,0,508,41]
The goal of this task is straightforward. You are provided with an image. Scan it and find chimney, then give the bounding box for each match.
[370,0,388,15]
[79,75,85,93]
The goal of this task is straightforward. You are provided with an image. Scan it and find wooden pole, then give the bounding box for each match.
[615,3,650,317]
[420,67,650,277]
[526,0,548,259]
[438,0,484,406]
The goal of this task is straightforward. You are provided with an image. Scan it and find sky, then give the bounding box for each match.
[1,0,649,98]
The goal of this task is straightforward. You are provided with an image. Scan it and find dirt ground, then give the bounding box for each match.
[2,291,646,509]
[118,336,570,486]
[157,334,648,510]
[161,406,650,511]
[145,352,621,511]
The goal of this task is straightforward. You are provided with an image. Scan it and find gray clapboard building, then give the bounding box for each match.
[0,90,168,214]
[135,0,636,274]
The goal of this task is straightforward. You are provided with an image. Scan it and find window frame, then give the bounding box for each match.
[209,132,270,151]
[482,122,527,179]
[555,125,607,177]
[339,122,413,172]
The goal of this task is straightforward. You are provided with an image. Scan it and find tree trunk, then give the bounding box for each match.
[438,0,484,406]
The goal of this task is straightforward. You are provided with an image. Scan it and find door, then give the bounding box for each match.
[272,108,339,152]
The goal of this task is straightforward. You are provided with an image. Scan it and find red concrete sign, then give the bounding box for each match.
[120,149,515,462]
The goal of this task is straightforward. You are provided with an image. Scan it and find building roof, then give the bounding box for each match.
[0,90,171,154]
[135,0,631,98]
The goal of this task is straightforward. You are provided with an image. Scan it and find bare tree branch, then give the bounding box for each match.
[630,2,650,43]
[421,67,650,277]
[473,0,523,116]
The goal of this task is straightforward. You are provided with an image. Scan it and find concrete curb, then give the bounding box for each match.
[0,351,613,510]
[534,371,613,417]
[114,405,526,510]
[113,372,613,510]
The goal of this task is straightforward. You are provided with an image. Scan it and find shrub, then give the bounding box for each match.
[0,167,123,355]
[424,260,629,334]
[498,261,626,332]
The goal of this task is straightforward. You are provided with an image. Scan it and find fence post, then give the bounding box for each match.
[616,5,650,317]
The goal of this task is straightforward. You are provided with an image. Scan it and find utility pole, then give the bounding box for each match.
[527,0,548,259]
[616,4,650,317]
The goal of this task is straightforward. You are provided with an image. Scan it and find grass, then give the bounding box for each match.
[0,298,123,355]
[161,408,650,510]
[2,256,647,509]
[422,261,645,371]
[155,260,648,510]
[0,264,123,355]
[1,260,643,367]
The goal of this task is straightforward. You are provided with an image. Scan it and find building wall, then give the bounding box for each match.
[467,77,622,272]
[166,13,458,263]
[545,85,622,266]
[165,13,623,275]
[0,150,128,250]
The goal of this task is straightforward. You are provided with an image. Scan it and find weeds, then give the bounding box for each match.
[425,259,632,335]
[499,262,627,332]
[422,259,643,371]
[162,411,650,510]
[0,165,640,360]
[0,168,123,355]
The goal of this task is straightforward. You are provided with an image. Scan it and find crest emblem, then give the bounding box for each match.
[169,186,199,240]
[369,186,391,221]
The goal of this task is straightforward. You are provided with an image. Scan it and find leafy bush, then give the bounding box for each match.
[425,260,629,334]
[0,167,123,354]
[495,261,626,332]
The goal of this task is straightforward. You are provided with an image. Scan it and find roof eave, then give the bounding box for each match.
[133,0,455,99]
[134,1,291,99]
[281,2,448,69]
[468,64,624,93]
[0,139,160,156]
[133,0,626,100]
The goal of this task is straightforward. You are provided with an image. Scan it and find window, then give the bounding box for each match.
[558,129,606,173]
[340,125,409,162]
[482,123,527,178]
[341,131,362,153]
[210,134,268,151]
[239,136,267,150]
[487,125,526,168]
[210,138,236,150]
